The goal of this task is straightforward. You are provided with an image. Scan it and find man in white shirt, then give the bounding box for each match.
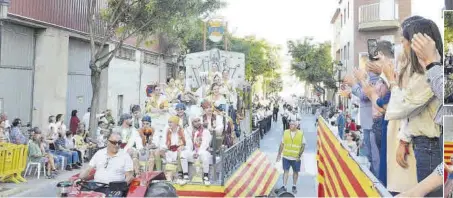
[78,132,134,196]
[180,115,212,185]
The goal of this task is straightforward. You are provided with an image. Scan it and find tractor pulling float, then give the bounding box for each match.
[56,49,280,197]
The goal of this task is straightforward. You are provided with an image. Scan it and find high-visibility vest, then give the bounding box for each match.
[282,129,304,158]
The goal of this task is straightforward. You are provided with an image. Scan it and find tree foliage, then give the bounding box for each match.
[176,21,281,83]
[287,38,336,89]
[86,0,224,137]
[445,11,453,53]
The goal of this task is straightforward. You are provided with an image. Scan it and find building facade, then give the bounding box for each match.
[331,0,411,77]
[0,0,171,129]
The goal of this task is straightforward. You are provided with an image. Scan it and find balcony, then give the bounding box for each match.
[358,2,399,31]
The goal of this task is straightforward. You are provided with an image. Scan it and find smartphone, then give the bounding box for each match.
[367,39,379,61]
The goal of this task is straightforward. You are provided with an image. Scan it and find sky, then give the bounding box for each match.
[219,0,337,95]
[218,0,445,95]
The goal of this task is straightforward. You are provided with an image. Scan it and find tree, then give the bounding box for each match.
[179,24,281,84]
[287,38,336,90]
[86,0,224,137]
[445,11,453,53]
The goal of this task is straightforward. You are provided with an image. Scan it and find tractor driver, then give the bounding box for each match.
[78,132,134,195]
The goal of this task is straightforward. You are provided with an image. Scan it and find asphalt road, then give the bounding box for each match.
[260,112,318,197]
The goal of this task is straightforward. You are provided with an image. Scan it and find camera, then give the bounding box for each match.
[367,39,379,61]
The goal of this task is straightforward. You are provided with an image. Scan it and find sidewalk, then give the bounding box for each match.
[1,167,83,197]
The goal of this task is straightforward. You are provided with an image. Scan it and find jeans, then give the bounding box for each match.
[337,126,344,140]
[373,118,383,151]
[369,131,380,178]
[412,136,442,197]
[55,150,80,165]
[370,119,382,177]
[359,129,374,173]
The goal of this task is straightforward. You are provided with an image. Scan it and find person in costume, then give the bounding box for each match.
[114,114,143,175]
[180,114,212,185]
[135,115,165,172]
[174,103,190,130]
[165,115,187,179]
[214,105,236,148]
[174,70,187,92]
[131,105,143,130]
[145,85,170,132]
[208,83,227,109]
[166,78,181,104]
[200,100,224,152]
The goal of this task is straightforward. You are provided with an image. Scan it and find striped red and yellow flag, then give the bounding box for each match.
[317,118,381,197]
[444,142,453,182]
[445,142,453,166]
[224,150,280,197]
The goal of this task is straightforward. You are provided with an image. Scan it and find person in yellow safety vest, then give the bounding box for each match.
[276,119,306,194]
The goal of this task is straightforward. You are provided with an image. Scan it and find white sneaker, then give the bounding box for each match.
[178,178,188,186]
[203,176,210,186]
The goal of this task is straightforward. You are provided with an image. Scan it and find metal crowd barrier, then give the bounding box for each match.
[0,143,28,183]
[220,128,260,185]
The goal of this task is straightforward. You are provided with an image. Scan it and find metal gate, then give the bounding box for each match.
[66,38,92,125]
[0,22,35,123]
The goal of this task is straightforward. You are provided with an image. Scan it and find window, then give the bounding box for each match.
[343,46,347,61]
[167,64,176,78]
[344,9,346,24]
[347,42,350,60]
[143,52,159,65]
[347,2,350,19]
[115,47,136,61]
[117,95,123,118]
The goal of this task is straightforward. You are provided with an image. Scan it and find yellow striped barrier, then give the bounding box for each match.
[317,117,390,197]
[0,143,28,183]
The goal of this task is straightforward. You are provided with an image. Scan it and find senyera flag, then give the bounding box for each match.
[316,117,385,197]
[445,142,453,182]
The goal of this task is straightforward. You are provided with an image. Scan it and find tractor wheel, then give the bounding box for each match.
[144,182,178,197]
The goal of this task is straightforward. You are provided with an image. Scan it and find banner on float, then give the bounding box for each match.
[316,118,384,197]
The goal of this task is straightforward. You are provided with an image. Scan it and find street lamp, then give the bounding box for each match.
[335,61,345,109]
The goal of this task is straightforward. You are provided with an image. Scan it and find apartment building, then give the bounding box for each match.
[331,0,411,78]
[0,0,174,129]
[331,0,444,77]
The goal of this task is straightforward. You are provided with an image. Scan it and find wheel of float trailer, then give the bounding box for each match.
[145,182,178,197]
[277,191,295,197]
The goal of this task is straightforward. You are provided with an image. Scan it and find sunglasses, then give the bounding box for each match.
[108,140,122,146]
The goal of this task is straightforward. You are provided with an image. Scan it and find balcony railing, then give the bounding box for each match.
[359,2,398,23]
[358,2,399,31]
